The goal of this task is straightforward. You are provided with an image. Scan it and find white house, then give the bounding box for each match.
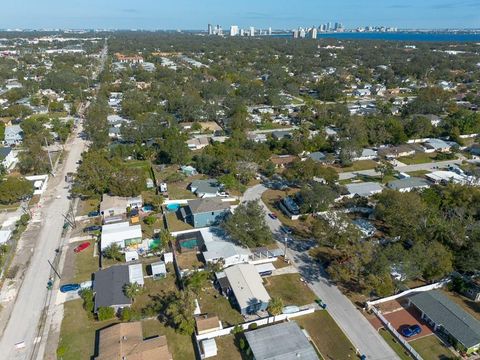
[101,222,142,251]
[353,88,371,97]
[0,147,17,170]
[352,148,377,161]
[4,125,23,146]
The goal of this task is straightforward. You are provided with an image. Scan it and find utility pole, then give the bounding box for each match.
[48,260,61,279]
[44,137,54,175]
[283,236,289,260]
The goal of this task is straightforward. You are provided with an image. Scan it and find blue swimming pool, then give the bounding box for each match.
[166,203,180,212]
[142,205,154,212]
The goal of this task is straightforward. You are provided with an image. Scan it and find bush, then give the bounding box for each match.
[79,288,94,313]
[248,323,257,330]
[231,324,244,335]
[120,307,140,321]
[144,215,156,225]
[97,306,116,321]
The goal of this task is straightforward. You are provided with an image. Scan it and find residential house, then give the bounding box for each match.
[423,138,455,153]
[224,263,271,315]
[353,219,377,238]
[378,144,416,159]
[108,127,121,139]
[0,147,17,170]
[247,132,267,143]
[345,182,384,198]
[95,322,173,360]
[190,179,224,198]
[409,291,480,354]
[245,322,318,360]
[426,171,470,185]
[100,194,143,219]
[278,196,301,219]
[307,151,327,162]
[93,265,132,313]
[186,136,210,150]
[180,198,231,228]
[4,125,23,146]
[353,88,371,97]
[271,131,292,141]
[270,155,298,169]
[353,148,377,161]
[180,165,198,176]
[100,222,142,251]
[386,177,431,192]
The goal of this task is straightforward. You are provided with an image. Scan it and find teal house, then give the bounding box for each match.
[180,198,230,228]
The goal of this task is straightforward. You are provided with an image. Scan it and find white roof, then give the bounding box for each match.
[201,338,218,357]
[128,263,144,286]
[346,182,384,197]
[101,222,142,249]
[426,171,466,183]
[203,241,251,262]
[254,263,275,274]
[151,261,166,275]
[0,230,12,244]
[224,264,271,310]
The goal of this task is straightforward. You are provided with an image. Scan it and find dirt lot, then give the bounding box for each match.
[370,304,433,342]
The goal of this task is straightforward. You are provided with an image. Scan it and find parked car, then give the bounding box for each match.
[60,283,81,293]
[74,242,90,253]
[83,225,101,233]
[280,226,293,235]
[88,211,100,217]
[401,324,421,338]
[268,213,278,220]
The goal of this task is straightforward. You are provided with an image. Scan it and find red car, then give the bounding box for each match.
[74,242,90,253]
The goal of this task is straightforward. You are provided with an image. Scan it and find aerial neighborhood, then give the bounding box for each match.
[0,17,479,360]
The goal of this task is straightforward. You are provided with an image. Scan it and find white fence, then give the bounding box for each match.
[366,279,450,308]
[371,307,423,360]
[195,307,315,341]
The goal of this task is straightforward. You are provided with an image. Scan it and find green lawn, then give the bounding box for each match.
[410,335,455,360]
[379,328,413,360]
[165,211,193,232]
[124,159,154,179]
[212,334,244,360]
[398,153,437,165]
[76,198,100,216]
[406,170,430,177]
[197,286,244,327]
[295,311,358,359]
[132,272,179,312]
[264,273,317,306]
[338,160,378,172]
[142,319,195,359]
[72,239,98,283]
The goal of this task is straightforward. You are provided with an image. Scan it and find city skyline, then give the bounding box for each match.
[0,0,479,30]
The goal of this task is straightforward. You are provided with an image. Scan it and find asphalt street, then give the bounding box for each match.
[243,184,400,360]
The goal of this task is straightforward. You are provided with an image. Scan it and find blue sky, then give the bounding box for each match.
[1,0,479,30]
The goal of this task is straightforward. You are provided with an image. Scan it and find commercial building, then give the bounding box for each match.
[245,322,318,360]
[95,322,172,360]
[224,263,270,315]
[409,291,480,354]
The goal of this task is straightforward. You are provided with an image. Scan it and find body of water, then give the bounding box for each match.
[274,32,480,42]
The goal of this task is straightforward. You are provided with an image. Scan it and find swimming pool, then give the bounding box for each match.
[166,203,180,212]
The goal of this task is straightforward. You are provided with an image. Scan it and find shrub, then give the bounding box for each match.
[144,215,156,225]
[120,307,140,321]
[79,288,94,313]
[97,306,115,321]
[248,323,257,330]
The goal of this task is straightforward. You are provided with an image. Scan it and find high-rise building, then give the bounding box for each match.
[299,28,306,38]
[327,22,332,31]
[249,26,255,36]
[310,27,318,39]
[319,24,326,32]
[230,25,239,36]
[240,28,245,36]
[208,24,213,35]
[268,27,272,35]
[292,29,299,39]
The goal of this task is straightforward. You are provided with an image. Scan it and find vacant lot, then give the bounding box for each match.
[410,335,454,360]
[264,273,317,306]
[72,239,98,283]
[295,311,358,359]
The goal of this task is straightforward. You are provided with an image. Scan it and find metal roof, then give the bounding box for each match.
[245,321,318,360]
[128,263,144,286]
[346,182,384,197]
[409,290,480,349]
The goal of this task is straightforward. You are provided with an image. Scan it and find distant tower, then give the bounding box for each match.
[208,24,213,35]
[249,26,255,36]
[299,28,306,38]
[292,29,299,39]
[310,27,318,39]
[268,27,272,35]
[230,25,239,36]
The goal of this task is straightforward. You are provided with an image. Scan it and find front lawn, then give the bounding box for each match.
[72,239,98,283]
[76,198,100,216]
[264,273,317,306]
[410,335,455,360]
[397,152,437,165]
[197,285,244,327]
[337,160,378,172]
[379,328,413,360]
[295,311,358,359]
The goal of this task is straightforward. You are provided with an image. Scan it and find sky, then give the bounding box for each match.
[1,0,479,30]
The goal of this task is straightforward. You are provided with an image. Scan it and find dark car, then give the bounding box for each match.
[268,213,278,220]
[401,324,422,338]
[280,226,293,235]
[83,225,101,233]
[74,242,90,253]
[60,283,81,293]
[88,211,100,217]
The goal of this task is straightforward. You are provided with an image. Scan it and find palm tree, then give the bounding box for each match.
[123,282,143,303]
[267,297,284,316]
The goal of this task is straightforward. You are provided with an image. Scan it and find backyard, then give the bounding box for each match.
[165,211,193,232]
[264,273,317,306]
[211,334,244,360]
[410,335,455,360]
[197,285,244,327]
[295,311,358,359]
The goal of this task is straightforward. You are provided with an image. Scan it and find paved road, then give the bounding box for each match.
[0,122,87,359]
[339,159,463,180]
[243,184,400,360]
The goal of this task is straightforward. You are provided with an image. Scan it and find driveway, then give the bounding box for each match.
[242,184,400,359]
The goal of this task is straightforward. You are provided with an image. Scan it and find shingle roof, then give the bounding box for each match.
[190,179,222,195]
[409,290,480,349]
[187,198,231,214]
[245,322,318,360]
[0,147,12,160]
[387,177,430,191]
[93,265,131,311]
[346,182,384,197]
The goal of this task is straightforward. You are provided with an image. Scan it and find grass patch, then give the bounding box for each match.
[379,328,413,360]
[124,159,153,179]
[264,273,316,306]
[398,152,436,165]
[132,272,178,312]
[405,170,430,177]
[410,335,454,360]
[140,216,163,238]
[211,334,243,360]
[57,300,118,360]
[77,198,100,216]
[165,211,193,232]
[72,239,98,283]
[338,160,378,172]
[295,311,358,359]
[175,251,204,270]
[198,286,244,327]
[142,319,195,359]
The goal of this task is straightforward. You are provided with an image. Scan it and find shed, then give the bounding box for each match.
[201,338,218,358]
[254,263,276,277]
[125,250,139,262]
[151,261,167,279]
[163,252,174,264]
[128,263,144,286]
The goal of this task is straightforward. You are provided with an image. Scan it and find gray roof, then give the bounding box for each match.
[387,177,430,191]
[190,179,222,195]
[187,198,230,215]
[93,265,131,311]
[308,151,326,162]
[245,322,318,360]
[346,182,383,197]
[0,147,12,160]
[409,290,480,349]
